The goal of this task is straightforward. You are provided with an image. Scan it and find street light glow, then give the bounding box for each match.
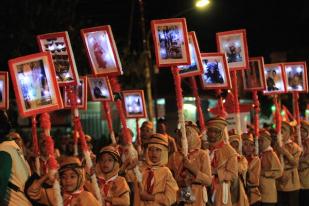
[195,0,210,8]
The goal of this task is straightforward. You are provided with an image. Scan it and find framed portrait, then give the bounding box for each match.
[88,76,113,102]
[177,31,203,78]
[37,31,79,86]
[242,57,266,91]
[263,63,286,95]
[216,29,249,71]
[151,18,191,67]
[199,52,231,90]
[80,25,123,76]
[122,90,147,118]
[283,62,308,93]
[63,76,88,110]
[0,72,9,109]
[8,52,63,117]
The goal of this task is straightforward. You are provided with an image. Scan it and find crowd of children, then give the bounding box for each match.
[1,109,309,206]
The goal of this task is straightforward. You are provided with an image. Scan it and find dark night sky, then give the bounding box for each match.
[0,0,308,116]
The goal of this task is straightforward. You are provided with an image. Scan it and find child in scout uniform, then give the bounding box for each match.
[139,133,178,206]
[229,132,249,206]
[168,121,212,206]
[299,120,309,206]
[275,121,301,206]
[206,117,238,206]
[258,129,283,206]
[27,156,100,206]
[242,133,261,206]
[95,145,130,206]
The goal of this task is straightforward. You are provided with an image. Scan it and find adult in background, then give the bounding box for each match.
[0,110,32,205]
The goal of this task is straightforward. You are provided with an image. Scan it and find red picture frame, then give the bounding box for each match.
[216,29,249,71]
[263,63,287,95]
[8,52,63,117]
[283,62,308,93]
[80,25,123,76]
[87,75,114,102]
[199,52,232,90]
[0,72,9,109]
[242,57,266,91]
[37,31,79,86]
[151,18,191,68]
[63,76,88,110]
[177,31,203,78]
[122,90,147,118]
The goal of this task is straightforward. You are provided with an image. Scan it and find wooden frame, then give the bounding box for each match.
[87,75,114,102]
[283,62,308,93]
[63,76,88,110]
[8,52,63,117]
[199,52,232,90]
[242,57,266,91]
[37,31,79,86]
[216,29,249,71]
[263,63,287,95]
[177,31,204,77]
[151,18,191,67]
[122,90,147,118]
[0,72,9,109]
[80,25,123,76]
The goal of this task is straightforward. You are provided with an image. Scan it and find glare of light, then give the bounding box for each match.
[184,103,196,112]
[222,99,226,103]
[296,66,303,73]
[306,109,309,114]
[157,98,165,105]
[286,67,292,73]
[271,105,276,112]
[184,97,196,101]
[297,85,303,90]
[48,45,55,51]
[65,73,71,78]
[234,41,240,47]
[195,0,210,8]
[281,111,285,116]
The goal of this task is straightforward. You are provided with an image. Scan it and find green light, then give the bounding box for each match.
[306,109,309,114]
[281,111,285,116]
[272,124,276,129]
[271,105,276,112]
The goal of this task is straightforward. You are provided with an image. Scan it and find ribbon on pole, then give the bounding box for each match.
[231,70,242,154]
[293,92,302,149]
[40,113,63,206]
[216,89,228,118]
[189,77,205,132]
[31,116,41,175]
[102,101,116,144]
[274,95,284,167]
[67,86,102,205]
[171,66,188,156]
[252,90,260,155]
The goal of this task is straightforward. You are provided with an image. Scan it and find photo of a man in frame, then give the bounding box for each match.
[17,60,52,109]
[244,60,263,89]
[158,25,184,60]
[125,94,143,115]
[93,79,109,99]
[286,66,304,90]
[202,58,225,85]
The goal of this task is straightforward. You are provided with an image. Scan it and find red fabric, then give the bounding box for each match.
[73,116,88,152]
[171,66,183,110]
[231,70,240,114]
[293,93,300,124]
[146,168,155,194]
[190,77,205,132]
[31,116,40,156]
[63,189,83,206]
[103,101,114,134]
[252,91,260,138]
[40,113,51,130]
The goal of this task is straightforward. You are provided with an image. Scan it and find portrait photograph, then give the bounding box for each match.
[283,62,308,92]
[88,76,113,101]
[80,25,123,76]
[151,18,190,67]
[242,57,266,91]
[200,52,231,90]
[177,31,203,78]
[64,76,87,110]
[37,31,79,86]
[8,52,63,117]
[263,63,286,95]
[0,72,9,109]
[216,29,249,70]
[122,90,147,118]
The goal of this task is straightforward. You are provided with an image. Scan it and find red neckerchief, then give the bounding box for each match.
[146,168,155,194]
[209,140,225,168]
[97,176,115,197]
[63,188,84,206]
